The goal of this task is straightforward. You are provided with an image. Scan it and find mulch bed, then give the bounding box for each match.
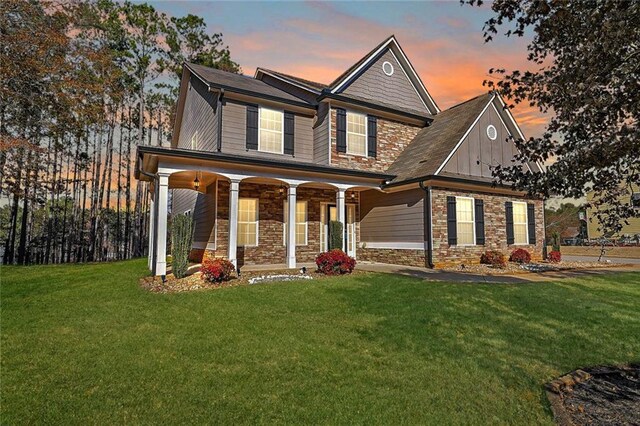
[546,364,640,425]
[442,261,628,276]
[140,268,371,293]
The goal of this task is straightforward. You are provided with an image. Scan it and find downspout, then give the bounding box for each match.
[542,198,548,260]
[419,181,434,268]
[212,87,224,152]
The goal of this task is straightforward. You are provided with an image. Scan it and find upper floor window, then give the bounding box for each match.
[512,201,528,244]
[346,111,367,156]
[259,107,283,154]
[456,197,475,246]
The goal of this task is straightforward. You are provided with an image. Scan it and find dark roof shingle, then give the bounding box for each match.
[258,68,326,92]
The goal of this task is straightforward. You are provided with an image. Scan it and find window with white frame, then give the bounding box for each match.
[283,200,307,245]
[238,198,258,246]
[512,201,528,244]
[346,111,367,156]
[456,197,475,245]
[258,107,283,154]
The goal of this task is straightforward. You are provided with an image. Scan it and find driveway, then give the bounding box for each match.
[562,255,640,266]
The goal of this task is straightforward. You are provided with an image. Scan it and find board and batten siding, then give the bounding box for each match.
[171,183,217,246]
[442,102,520,178]
[313,102,330,164]
[177,74,219,151]
[341,49,428,115]
[221,101,314,162]
[360,188,424,243]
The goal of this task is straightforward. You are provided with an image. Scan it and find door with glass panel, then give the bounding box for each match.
[320,204,356,257]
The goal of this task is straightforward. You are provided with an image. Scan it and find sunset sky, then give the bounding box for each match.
[152,1,549,138]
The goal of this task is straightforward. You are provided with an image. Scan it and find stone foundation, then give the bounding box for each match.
[358,248,426,268]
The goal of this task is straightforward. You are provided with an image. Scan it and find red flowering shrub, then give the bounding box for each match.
[201,258,235,283]
[480,250,506,268]
[548,250,562,263]
[509,248,532,264]
[315,249,356,275]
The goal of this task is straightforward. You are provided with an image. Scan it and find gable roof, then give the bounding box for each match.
[387,93,493,184]
[254,68,326,93]
[186,63,314,108]
[328,36,440,115]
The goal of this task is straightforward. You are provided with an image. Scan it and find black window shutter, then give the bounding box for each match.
[447,196,457,246]
[367,115,377,158]
[527,203,536,244]
[475,199,485,245]
[505,201,514,245]
[246,105,258,150]
[336,108,347,153]
[284,111,294,155]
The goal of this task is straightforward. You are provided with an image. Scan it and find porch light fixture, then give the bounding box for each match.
[193,175,200,191]
[278,185,285,195]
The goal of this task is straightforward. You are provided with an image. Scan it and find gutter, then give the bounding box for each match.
[317,92,433,123]
[419,181,434,268]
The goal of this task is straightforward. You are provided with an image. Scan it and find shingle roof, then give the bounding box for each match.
[387,93,492,184]
[186,63,313,106]
[257,68,327,92]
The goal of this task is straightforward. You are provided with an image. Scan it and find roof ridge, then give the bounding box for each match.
[256,67,326,90]
[328,35,395,88]
[444,92,492,112]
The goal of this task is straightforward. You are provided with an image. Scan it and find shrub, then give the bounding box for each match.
[171,215,194,278]
[548,250,562,263]
[329,220,344,250]
[201,258,235,283]
[315,249,356,275]
[551,231,561,252]
[509,248,532,264]
[480,250,506,268]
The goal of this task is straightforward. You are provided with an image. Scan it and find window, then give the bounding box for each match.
[283,200,307,245]
[190,131,198,150]
[456,197,475,245]
[258,107,283,154]
[346,111,367,156]
[382,61,394,76]
[184,209,192,217]
[238,198,258,246]
[512,201,528,244]
[486,125,497,140]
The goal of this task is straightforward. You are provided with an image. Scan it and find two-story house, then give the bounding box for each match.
[136,36,545,276]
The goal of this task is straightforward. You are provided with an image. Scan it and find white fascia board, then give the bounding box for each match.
[434,95,496,176]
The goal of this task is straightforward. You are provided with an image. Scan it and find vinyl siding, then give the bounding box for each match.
[177,74,219,151]
[360,188,424,242]
[313,102,330,164]
[341,49,428,115]
[171,183,217,245]
[221,100,314,162]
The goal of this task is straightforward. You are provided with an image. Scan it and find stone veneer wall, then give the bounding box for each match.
[358,248,426,268]
[431,187,545,267]
[189,180,360,266]
[329,108,422,172]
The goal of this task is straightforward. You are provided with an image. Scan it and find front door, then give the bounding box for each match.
[320,204,356,257]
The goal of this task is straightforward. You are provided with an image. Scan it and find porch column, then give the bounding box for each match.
[336,188,346,250]
[148,195,155,271]
[227,179,240,268]
[154,172,170,277]
[286,185,297,268]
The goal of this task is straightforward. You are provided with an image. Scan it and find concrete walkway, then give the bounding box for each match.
[356,261,638,283]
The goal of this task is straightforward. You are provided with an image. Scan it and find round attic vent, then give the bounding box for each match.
[487,125,498,140]
[382,61,394,76]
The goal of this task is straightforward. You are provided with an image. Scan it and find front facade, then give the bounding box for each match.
[136,36,545,276]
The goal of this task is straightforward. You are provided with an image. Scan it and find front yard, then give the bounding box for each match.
[1,260,638,424]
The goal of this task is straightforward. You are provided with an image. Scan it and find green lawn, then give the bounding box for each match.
[1,260,639,424]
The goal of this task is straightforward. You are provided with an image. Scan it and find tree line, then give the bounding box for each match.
[0,0,240,265]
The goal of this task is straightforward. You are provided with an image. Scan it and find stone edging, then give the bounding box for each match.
[544,369,592,426]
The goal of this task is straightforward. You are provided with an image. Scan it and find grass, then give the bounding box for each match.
[1,259,639,424]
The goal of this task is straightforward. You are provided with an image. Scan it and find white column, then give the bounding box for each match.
[155,172,170,276]
[227,179,240,268]
[336,188,346,251]
[286,185,297,268]
[148,195,155,271]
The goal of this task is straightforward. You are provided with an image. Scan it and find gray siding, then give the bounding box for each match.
[341,49,428,115]
[442,101,519,178]
[360,188,424,242]
[221,100,314,162]
[177,75,219,151]
[313,102,330,164]
[171,183,216,245]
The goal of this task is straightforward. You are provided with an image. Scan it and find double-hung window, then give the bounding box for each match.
[283,200,307,245]
[512,201,528,244]
[258,107,283,154]
[346,111,367,156]
[456,197,475,245]
[238,198,258,246]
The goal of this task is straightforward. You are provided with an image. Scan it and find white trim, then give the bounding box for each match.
[486,124,497,141]
[255,69,321,95]
[192,242,216,250]
[238,197,259,247]
[382,61,394,76]
[327,102,332,164]
[213,179,218,250]
[390,40,440,113]
[512,200,528,245]
[283,199,308,246]
[346,203,357,257]
[257,106,285,155]
[489,102,533,173]
[388,49,430,112]
[435,95,495,175]
[345,110,368,157]
[360,241,426,250]
[455,196,476,246]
